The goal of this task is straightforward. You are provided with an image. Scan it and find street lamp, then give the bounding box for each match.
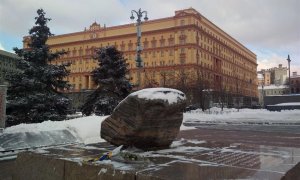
[261,72,265,108]
[287,55,291,94]
[261,84,264,108]
[130,8,148,89]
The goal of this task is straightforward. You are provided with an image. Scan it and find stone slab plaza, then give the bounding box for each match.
[1,125,299,180]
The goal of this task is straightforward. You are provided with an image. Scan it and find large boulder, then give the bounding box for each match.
[101,88,186,150]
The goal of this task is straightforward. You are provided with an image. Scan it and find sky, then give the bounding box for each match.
[0,0,299,73]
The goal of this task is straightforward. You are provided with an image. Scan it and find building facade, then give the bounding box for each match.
[24,8,258,100]
[257,71,271,86]
[270,64,288,85]
[291,72,300,94]
[258,64,287,87]
[258,85,288,106]
[0,50,19,84]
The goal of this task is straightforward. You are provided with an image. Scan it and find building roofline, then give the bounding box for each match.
[47,16,174,40]
[196,11,256,57]
[45,7,256,58]
[0,49,19,59]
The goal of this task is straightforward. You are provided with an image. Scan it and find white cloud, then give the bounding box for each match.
[0,0,126,35]
[257,52,300,74]
[258,54,288,70]
[0,42,5,50]
[0,0,299,73]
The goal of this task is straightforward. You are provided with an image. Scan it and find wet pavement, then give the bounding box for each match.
[179,127,300,148]
[183,122,300,134]
[1,124,300,179]
[6,127,299,180]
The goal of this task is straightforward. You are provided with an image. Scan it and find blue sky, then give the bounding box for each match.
[0,32,20,51]
[0,0,299,72]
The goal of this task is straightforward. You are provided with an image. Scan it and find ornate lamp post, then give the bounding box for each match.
[262,72,265,108]
[261,83,264,108]
[287,55,291,94]
[130,8,148,89]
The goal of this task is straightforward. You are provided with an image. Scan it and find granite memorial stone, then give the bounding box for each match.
[101,88,186,150]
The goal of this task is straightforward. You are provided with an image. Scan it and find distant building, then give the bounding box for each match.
[264,94,300,109]
[257,70,271,86]
[257,73,263,86]
[270,64,288,85]
[258,84,288,106]
[0,50,19,84]
[291,72,300,94]
[257,64,288,87]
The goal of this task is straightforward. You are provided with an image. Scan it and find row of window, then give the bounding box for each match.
[200,40,255,72]
[180,16,250,62]
[0,62,16,67]
[56,41,254,75]
[198,24,254,62]
[58,56,251,81]
[264,90,285,95]
[291,88,300,93]
[291,79,300,84]
[56,35,180,58]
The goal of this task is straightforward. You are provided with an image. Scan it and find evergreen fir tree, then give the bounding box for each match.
[5,9,70,126]
[82,46,132,115]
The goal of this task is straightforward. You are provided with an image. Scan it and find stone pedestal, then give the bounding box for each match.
[0,85,7,129]
[14,152,137,180]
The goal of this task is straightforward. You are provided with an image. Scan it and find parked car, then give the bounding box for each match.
[184,105,198,112]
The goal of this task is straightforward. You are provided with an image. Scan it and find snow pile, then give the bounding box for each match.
[184,108,300,124]
[272,102,300,106]
[3,115,107,144]
[98,168,107,175]
[130,88,185,104]
[180,124,196,131]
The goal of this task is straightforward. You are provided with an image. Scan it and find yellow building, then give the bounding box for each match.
[23,8,258,99]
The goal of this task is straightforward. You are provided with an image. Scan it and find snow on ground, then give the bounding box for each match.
[180,123,196,131]
[272,102,300,106]
[1,108,300,148]
[2,108,299,177]
[183,107,300,125]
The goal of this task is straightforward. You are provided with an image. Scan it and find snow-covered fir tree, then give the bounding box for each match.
[82,46,132,115]
[5,9,70,126]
